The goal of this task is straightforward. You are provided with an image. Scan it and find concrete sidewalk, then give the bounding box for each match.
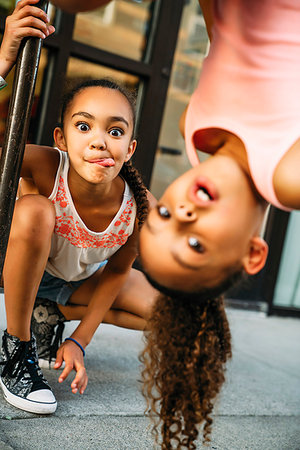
[0,295,299,450]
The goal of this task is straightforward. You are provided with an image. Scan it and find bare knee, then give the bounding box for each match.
[10,195,55,244]
[115,268,158,320]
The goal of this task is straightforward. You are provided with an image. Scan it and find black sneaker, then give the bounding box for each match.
[31,298,66,369]
[0,330,57,414]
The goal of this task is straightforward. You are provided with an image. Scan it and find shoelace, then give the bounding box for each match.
[2,339,47,391]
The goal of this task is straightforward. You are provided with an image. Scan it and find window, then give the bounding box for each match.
[150,0,208,198]
[73,1,154,61]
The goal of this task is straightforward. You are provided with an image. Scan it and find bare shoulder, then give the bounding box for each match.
[23,144,59,174]
[22,145,60,197]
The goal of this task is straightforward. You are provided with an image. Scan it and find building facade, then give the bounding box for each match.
[0,0,298,316]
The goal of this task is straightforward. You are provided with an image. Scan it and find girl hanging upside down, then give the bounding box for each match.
[139,0,300,447]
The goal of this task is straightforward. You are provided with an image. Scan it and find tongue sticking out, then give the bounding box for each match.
[97,158,115,167]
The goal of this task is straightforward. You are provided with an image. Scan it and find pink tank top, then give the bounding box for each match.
[185,0,300,210]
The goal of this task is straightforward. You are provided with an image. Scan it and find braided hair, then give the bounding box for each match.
[60,78,149,228]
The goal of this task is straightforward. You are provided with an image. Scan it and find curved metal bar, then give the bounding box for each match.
[0,1,49,277]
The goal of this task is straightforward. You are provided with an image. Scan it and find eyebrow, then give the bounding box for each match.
[71,112,129,128]
[72,111,94,120]
[109,115,129,128]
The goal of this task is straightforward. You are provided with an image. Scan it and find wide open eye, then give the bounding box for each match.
[109,128,123,137]
[188,236,205,253]
[157,205,171,218]
[76,122,90,132]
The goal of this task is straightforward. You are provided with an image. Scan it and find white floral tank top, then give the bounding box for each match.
[45,150,137,281]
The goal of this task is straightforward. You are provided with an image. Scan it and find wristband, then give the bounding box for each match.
[0,76,7,91]
[64,337,85,357]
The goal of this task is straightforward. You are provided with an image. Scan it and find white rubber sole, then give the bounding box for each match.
[0,377,57,414]
[39,358,65,370]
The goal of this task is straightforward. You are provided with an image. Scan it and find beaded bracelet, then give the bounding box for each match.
[64,337,85,357]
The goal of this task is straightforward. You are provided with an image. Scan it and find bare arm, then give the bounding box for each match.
[71,226,138,346]
[0,0,55,79]
[56,223,139,392]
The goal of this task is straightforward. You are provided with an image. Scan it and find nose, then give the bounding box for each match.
[174,203,197,222]
[89,133,106,150]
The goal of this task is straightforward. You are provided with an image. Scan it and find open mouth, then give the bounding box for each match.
[189,176,218,205]
[196,186,212,202]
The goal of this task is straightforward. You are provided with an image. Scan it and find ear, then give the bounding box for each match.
[125,139,137,162]
[242,236,269,275]
[53,127,67,152]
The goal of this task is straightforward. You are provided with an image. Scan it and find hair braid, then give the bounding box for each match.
[120,161,149,229]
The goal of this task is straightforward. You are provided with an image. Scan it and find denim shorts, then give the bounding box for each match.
[0,276,84,305]
[37,261,107,306]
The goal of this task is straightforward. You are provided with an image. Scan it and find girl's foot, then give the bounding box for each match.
[0,330,57,414]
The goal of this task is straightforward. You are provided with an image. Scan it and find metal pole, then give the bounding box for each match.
[0,1,48,278]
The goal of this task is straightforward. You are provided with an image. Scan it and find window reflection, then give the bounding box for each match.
[273,211,300,308]
[150,1,208,199]
[73,0,154,61]
[66,56,139,90]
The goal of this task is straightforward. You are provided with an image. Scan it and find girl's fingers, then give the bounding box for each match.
[7,20,55,42]
[11,4,49,24]
[54,353,63,369]
[58,363,73,383]
[14,27,46,40]
[14,0,40,7]
[12,16,50,34]
[80,375,88,395]
[47,24,55,36]
[14,0,44,14]
[71,367,88,395]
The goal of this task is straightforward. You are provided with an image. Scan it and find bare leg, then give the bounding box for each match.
[59,267,158,331]
[59,304,147,330]
[3,195,55,341]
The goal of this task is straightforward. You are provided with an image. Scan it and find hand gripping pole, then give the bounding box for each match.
[0,1,49,278]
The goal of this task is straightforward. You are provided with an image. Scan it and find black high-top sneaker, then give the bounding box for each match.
[0,330,57,414]
[31,298,66,369]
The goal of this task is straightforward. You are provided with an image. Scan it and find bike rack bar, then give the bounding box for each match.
[0,1,48,278]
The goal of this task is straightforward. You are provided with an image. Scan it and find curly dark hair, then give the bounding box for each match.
[140,271,243,449]
[60,78,149,228]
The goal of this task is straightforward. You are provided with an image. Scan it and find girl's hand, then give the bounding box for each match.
[54,340,88,395]
[0,0,55,78]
